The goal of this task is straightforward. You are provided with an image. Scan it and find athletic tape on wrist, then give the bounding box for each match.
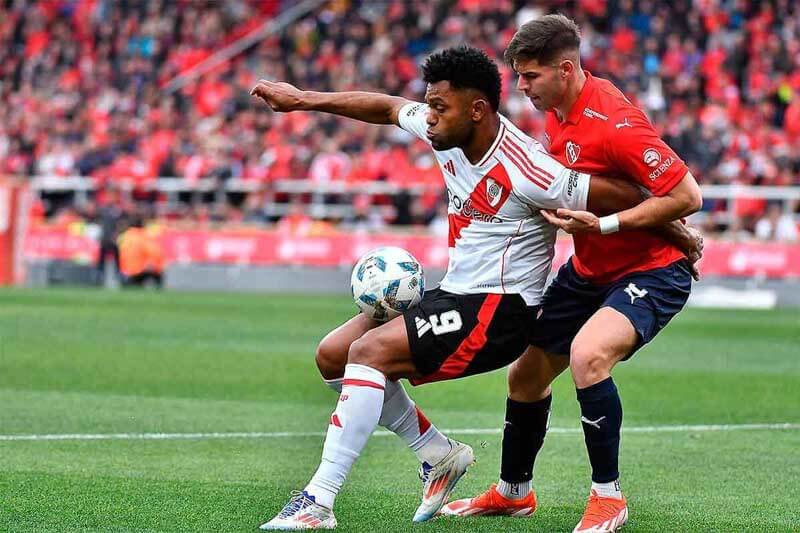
[599,214,620,234]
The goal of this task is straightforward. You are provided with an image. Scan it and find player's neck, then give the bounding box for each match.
[463,114,501,165]
[555,69,587,122]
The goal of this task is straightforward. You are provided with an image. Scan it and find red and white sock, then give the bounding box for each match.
[380,379,451,465]
[306,364,386,509]
[325,376,450,465]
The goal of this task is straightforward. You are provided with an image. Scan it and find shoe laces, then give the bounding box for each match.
[277,490,313,519]
[418,441,457,484]
[583,492,621,523]
[482,484,500,505]
[418,462,433,483]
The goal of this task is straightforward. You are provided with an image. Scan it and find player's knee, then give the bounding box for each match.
[508,358,550,400]
[569,343,610,383]
[346,333,382,368]
[315,338,345,381]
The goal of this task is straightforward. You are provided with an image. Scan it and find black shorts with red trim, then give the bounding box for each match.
[404,288,535,386]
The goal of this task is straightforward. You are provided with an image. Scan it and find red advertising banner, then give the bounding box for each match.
[22,225,800,279]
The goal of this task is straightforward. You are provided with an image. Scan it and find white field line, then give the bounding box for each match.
[1,423,798,442]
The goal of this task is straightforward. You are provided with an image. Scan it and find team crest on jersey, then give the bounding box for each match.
[643,148,661,167]
[486,178,503,207]
[566,141,581,165]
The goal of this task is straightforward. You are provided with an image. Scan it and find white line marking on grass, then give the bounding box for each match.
[1,423,798,442]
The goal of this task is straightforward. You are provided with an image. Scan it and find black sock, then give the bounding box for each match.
[499,395,552,483]
[577,377,622,483]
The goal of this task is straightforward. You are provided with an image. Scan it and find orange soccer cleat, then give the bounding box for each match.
[572,490,628,532]
[439,483,537,517]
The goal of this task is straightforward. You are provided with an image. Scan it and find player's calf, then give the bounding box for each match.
[315,342,345,381]
[507,345,567,402]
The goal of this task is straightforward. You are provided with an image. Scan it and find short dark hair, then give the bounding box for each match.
[422,45,501,111]
[504,14,581,66]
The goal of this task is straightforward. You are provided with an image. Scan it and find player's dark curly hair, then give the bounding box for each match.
[422,45,501,112]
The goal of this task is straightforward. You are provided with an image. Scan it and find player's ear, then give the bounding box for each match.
[471,98,489,122]
[559,58,576,79]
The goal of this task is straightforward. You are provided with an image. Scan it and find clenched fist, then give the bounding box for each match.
[250,79,307,112]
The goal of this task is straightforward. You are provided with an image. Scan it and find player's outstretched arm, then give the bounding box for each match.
[250,79,412,125]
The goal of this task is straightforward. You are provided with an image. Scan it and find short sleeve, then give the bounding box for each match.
[605,110,689,196]
[507,139,590,211]
[397,102,430,143]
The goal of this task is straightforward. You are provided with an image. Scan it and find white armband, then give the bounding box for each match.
[599,214,620,234]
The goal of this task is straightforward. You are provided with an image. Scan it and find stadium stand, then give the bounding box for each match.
[0,0,798,241]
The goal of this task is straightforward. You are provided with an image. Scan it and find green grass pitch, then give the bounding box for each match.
[1,287,798,532]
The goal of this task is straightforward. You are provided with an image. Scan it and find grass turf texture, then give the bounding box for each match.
[1,287,798,532]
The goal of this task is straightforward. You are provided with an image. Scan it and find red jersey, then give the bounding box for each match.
[544,72,688,283]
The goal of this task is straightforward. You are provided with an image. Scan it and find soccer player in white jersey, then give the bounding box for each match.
[250,46,700,530]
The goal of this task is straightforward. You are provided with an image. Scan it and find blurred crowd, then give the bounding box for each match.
[1,0,799,241]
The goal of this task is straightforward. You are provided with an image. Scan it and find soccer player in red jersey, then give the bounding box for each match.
[442,15,703,532]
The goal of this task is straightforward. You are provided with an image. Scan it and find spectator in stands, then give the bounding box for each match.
[754,202,799,242]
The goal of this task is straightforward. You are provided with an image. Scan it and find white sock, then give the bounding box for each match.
[591,479,623,499]
[379,379,452,465]
[326,376,451,465]
[305,364,386,509]
[497,479,531,499]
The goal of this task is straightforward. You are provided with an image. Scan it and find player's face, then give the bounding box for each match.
[424,81,475,151]
[513,57,568,111]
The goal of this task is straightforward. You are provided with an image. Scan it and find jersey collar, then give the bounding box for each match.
[473,121,506,167]
[563,70,597,125]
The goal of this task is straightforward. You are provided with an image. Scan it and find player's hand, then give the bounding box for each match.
[541,209,600,234]
[683,225,704,281]
[250,79,306,112]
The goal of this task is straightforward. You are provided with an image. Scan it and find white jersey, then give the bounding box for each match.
[398,102,590,305]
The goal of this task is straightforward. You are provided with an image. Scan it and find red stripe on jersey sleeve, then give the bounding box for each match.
[502,137,555,184]
[501,141,550,190]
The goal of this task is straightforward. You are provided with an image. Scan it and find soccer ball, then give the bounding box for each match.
[351,246,425,322]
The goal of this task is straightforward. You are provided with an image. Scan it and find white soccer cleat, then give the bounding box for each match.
[259,490,337,530]
[412,439,475,522]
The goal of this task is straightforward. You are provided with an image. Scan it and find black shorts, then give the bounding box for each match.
[404,288,535,385]
[529,258,692,359]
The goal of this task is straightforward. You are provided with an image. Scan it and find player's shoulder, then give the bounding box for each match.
[499,114,544,153]
[589,76,652,127]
